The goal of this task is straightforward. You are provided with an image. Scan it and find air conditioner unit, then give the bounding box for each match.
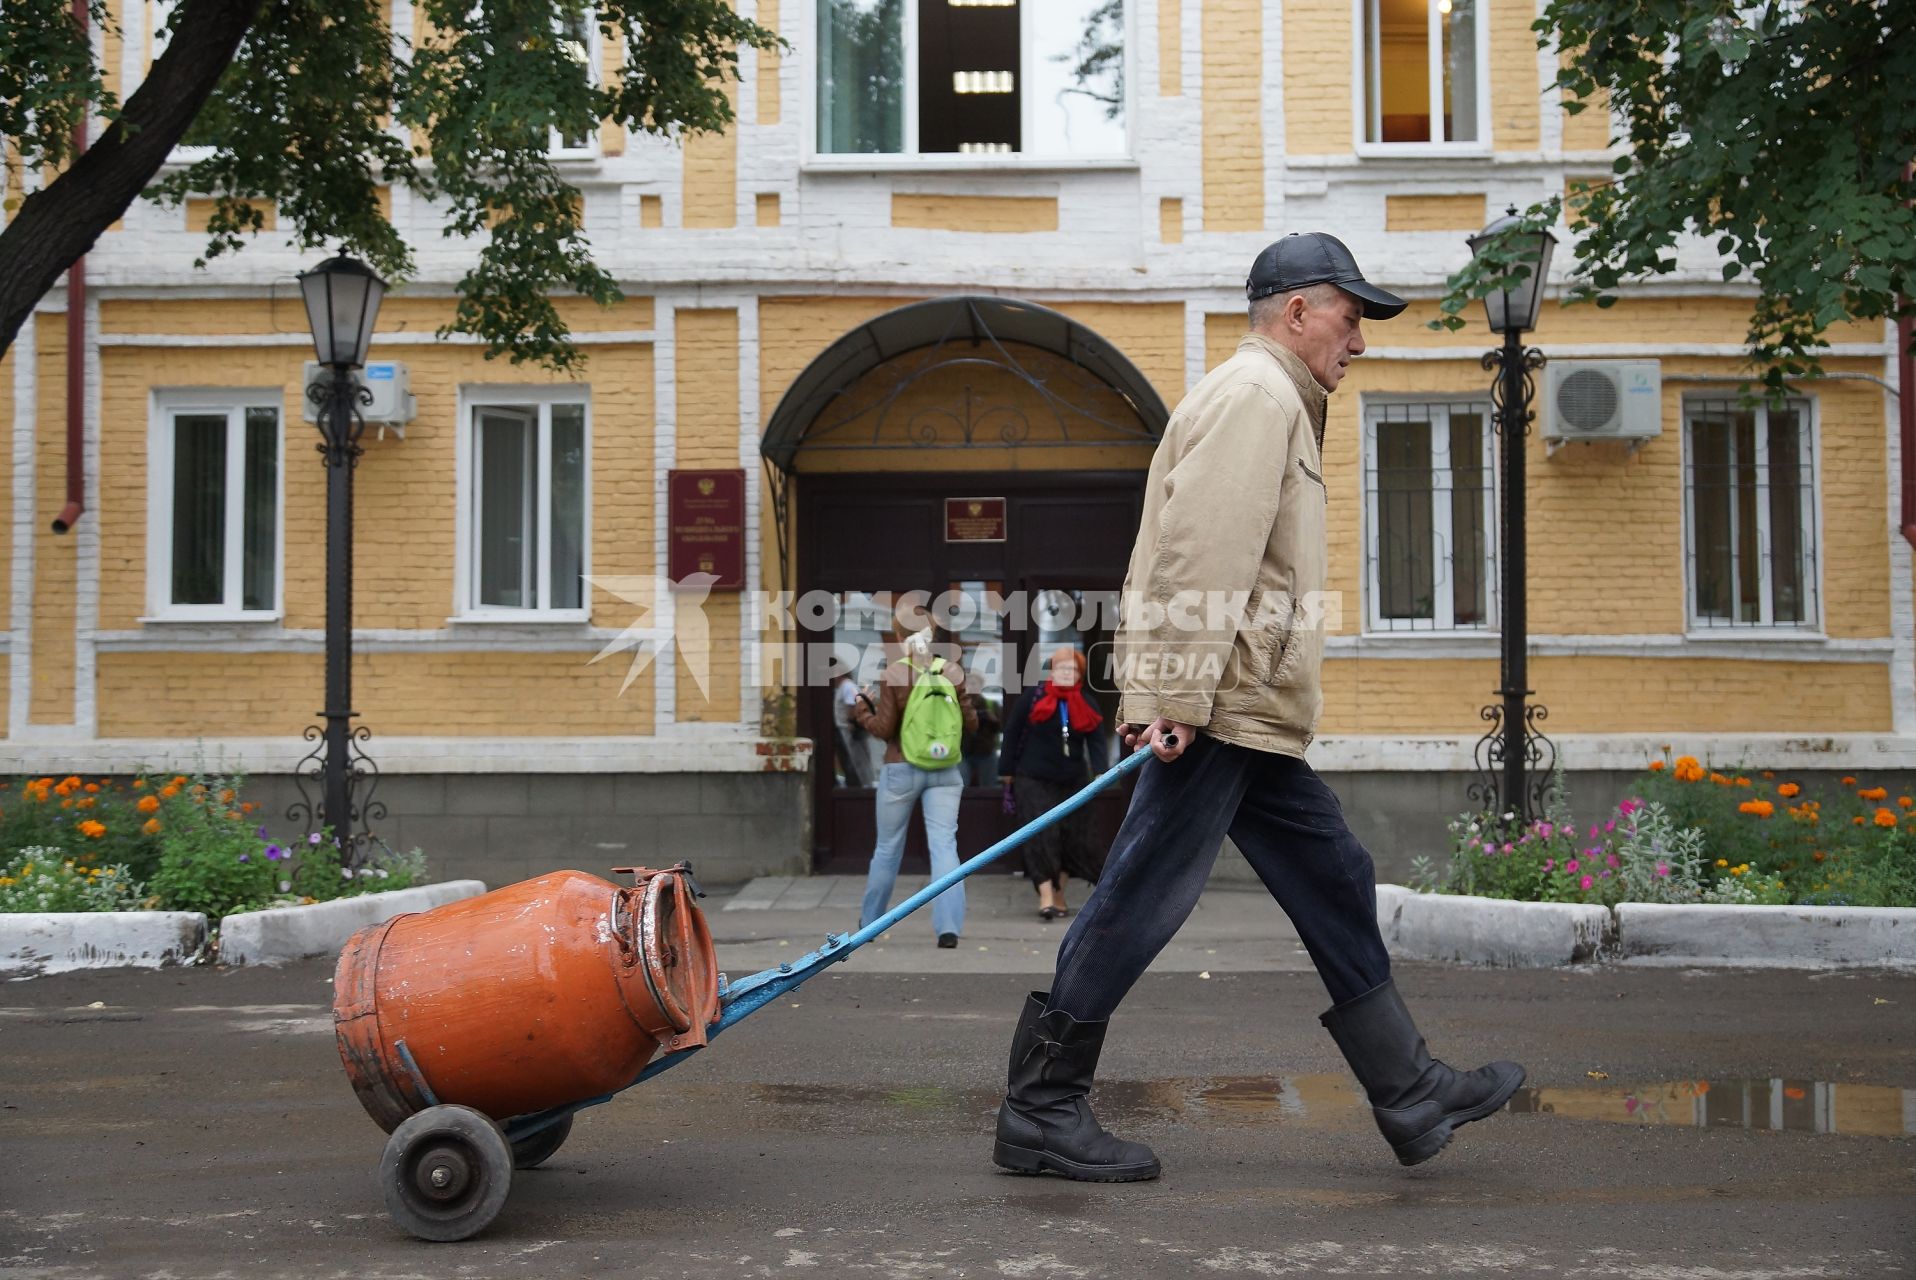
[1541,359,1661,450]
[301,361,417,434]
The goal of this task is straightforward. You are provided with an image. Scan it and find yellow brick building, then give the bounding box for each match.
[3,0,1908,883]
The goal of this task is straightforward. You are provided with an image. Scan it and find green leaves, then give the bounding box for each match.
[75,0,778,367]
[1439,0,1916,385]
[0,0,118,177]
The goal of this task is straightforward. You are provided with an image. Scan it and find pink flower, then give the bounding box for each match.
[1618,798,1641,816]
[1543,858,1554,872]
[1585,845,1603,858]
[1589,824,1600,839]
[1605,819,1616,833]
[1538,822,1554,839]
[1655,863,1671,877]
[1580,874,1595,890]
[1466,838,1479,848]
[1606,853,1620,869]
[1565,859,1581,874]
[1502,842,1514,854]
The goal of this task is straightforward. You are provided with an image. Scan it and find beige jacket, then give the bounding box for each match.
[1115,334,1330,757]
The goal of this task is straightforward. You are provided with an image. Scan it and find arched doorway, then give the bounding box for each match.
[761,296,1171,871]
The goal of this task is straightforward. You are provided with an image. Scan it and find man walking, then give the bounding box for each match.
[992,234,1526,1181]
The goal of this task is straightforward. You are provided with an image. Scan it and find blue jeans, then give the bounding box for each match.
[1049,734,1391,1020]
[860,762,966,938]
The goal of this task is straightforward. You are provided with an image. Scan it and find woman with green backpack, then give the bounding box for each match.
[851,617,979,948]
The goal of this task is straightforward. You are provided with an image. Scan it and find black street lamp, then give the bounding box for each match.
[1466,209,1558,821]
[292,254,387,861]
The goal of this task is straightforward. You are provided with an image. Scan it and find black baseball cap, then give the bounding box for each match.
[1246,232,1408,320]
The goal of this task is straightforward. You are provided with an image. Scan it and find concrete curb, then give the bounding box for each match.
[218,880,488,966]
[1378,885,1916,969]
[0,911,207,976]
[1616,902,1916,969]
[1375,884,1614,968]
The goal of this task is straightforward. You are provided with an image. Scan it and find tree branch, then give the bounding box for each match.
[0,0,264,358]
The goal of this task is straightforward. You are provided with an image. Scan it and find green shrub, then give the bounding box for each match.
[1423,752,1916,909]
[3,769,430,917]
[0,847,146,912]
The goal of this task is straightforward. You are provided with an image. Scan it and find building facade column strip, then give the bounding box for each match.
[1885,331,1914,733]
[8,315,34,740]
[1261,0,1284,231]
[1184,299,1207,399]
[652,297,678,731]
[75,289,101,737]
[737,294,762,730]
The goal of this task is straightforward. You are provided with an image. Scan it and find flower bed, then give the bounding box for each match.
[1419,752,1916,910]
[0,771,426,920]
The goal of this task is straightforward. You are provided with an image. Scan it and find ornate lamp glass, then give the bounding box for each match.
[297,255,388,369]
[1466,209,1558,336]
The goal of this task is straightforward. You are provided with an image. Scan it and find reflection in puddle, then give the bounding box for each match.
[746,1074,1915,1139]
[1509,1078,1916,1138]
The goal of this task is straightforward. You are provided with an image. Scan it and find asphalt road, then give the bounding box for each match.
[2,959,1912,1279]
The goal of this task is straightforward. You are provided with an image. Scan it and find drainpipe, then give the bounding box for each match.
[51,0,87,535]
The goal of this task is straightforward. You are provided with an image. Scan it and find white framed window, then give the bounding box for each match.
[1362,397,1497,632]
[810,0,1129,163]
[1355,0,1490,152]
[1683,396,1821,632]
[551,6,601,158]
[146,390,283,620]
[457,388,591,619]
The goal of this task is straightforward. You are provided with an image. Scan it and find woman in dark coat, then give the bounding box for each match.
[998,646,1106,920]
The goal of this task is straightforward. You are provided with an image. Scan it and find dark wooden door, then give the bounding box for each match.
[797,472,1144,873]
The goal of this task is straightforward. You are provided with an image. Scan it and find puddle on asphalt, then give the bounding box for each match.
[1509,1077,1916,1139]
[744,1073,1915,1139]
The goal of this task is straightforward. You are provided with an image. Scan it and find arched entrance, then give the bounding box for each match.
[761,296,1171,871]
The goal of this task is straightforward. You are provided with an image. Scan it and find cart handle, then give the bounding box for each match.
[505,743,1154,1142]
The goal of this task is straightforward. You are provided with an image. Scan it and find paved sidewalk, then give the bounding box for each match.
[707,873,1314,977]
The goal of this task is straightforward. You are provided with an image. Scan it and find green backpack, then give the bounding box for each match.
[898,657,964,770]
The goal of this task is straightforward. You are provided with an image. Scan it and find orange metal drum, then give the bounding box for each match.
[333,863,719,1131]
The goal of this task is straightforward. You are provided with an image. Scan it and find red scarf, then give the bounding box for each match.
[1029,680,1103,732]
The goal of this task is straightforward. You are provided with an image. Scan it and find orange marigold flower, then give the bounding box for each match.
[59,798,73,810]
[1859,786,1889,802]
[1777,783,1801,799]
[242,802,257,814]
[141,817,161,836]
[61,775,81,789]
[1853,816,1867,826]
[220,789,235,804]
[1901,796,1913,809]
[1812,851,1827,863]
[1738,800,1774,818]
[1761,770,1775,779]
[132,778,146,790]
[1842,776,1857,785]
[1648,760,1666,772]
[171,775,188,787]
[159,784,180,800]
[83,782,99,793]
[76,797,94,810]
[1734,777,1752,788]
[1709,772,1731,786]
[226,809,243,821]
[76,819,105,838]
[1874,808,1897,828]
[136,794,160,814]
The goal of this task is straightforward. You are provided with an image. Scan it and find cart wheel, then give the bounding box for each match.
[510,1114,573,1170]
[378,1104,513,1242]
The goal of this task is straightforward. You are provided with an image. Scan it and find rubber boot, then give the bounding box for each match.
[992,992,1161,1182]
[1319,979,1525,1167]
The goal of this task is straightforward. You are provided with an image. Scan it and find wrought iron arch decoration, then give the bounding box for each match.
[758,295,1173,589]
